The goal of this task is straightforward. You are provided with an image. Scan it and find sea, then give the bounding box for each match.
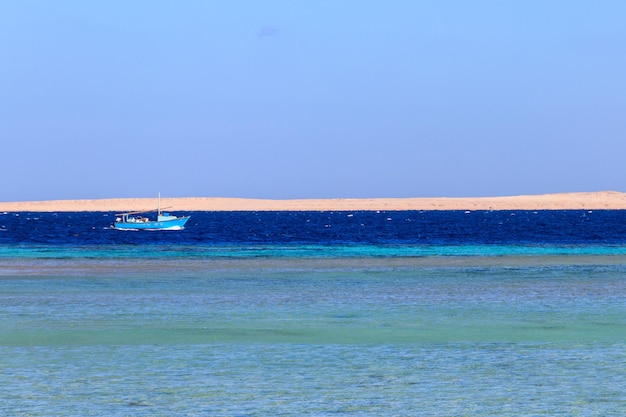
[1,209,625,416]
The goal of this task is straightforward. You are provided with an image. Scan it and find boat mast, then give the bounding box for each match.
[158,192,161,216]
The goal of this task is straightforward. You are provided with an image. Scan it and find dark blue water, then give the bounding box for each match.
[2,210,625,246]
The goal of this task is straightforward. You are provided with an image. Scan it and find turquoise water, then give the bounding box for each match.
[2,252,626,416]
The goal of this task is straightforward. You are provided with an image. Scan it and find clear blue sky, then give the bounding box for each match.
[2,1,625,201]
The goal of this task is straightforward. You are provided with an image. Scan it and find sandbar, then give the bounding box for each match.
[1,191,625,212]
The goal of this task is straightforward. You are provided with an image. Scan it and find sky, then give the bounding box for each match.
[2,1,626,201]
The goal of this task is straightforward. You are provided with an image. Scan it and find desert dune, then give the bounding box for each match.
[1,191,625,212]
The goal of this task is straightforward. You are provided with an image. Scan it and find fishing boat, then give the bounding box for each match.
[113,194,190,230]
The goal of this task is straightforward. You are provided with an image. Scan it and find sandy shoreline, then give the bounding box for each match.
[1,191,626,212]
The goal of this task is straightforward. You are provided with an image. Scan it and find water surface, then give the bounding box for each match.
[1,210,625,415]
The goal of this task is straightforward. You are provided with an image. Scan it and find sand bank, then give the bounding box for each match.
[1,191,625,212]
